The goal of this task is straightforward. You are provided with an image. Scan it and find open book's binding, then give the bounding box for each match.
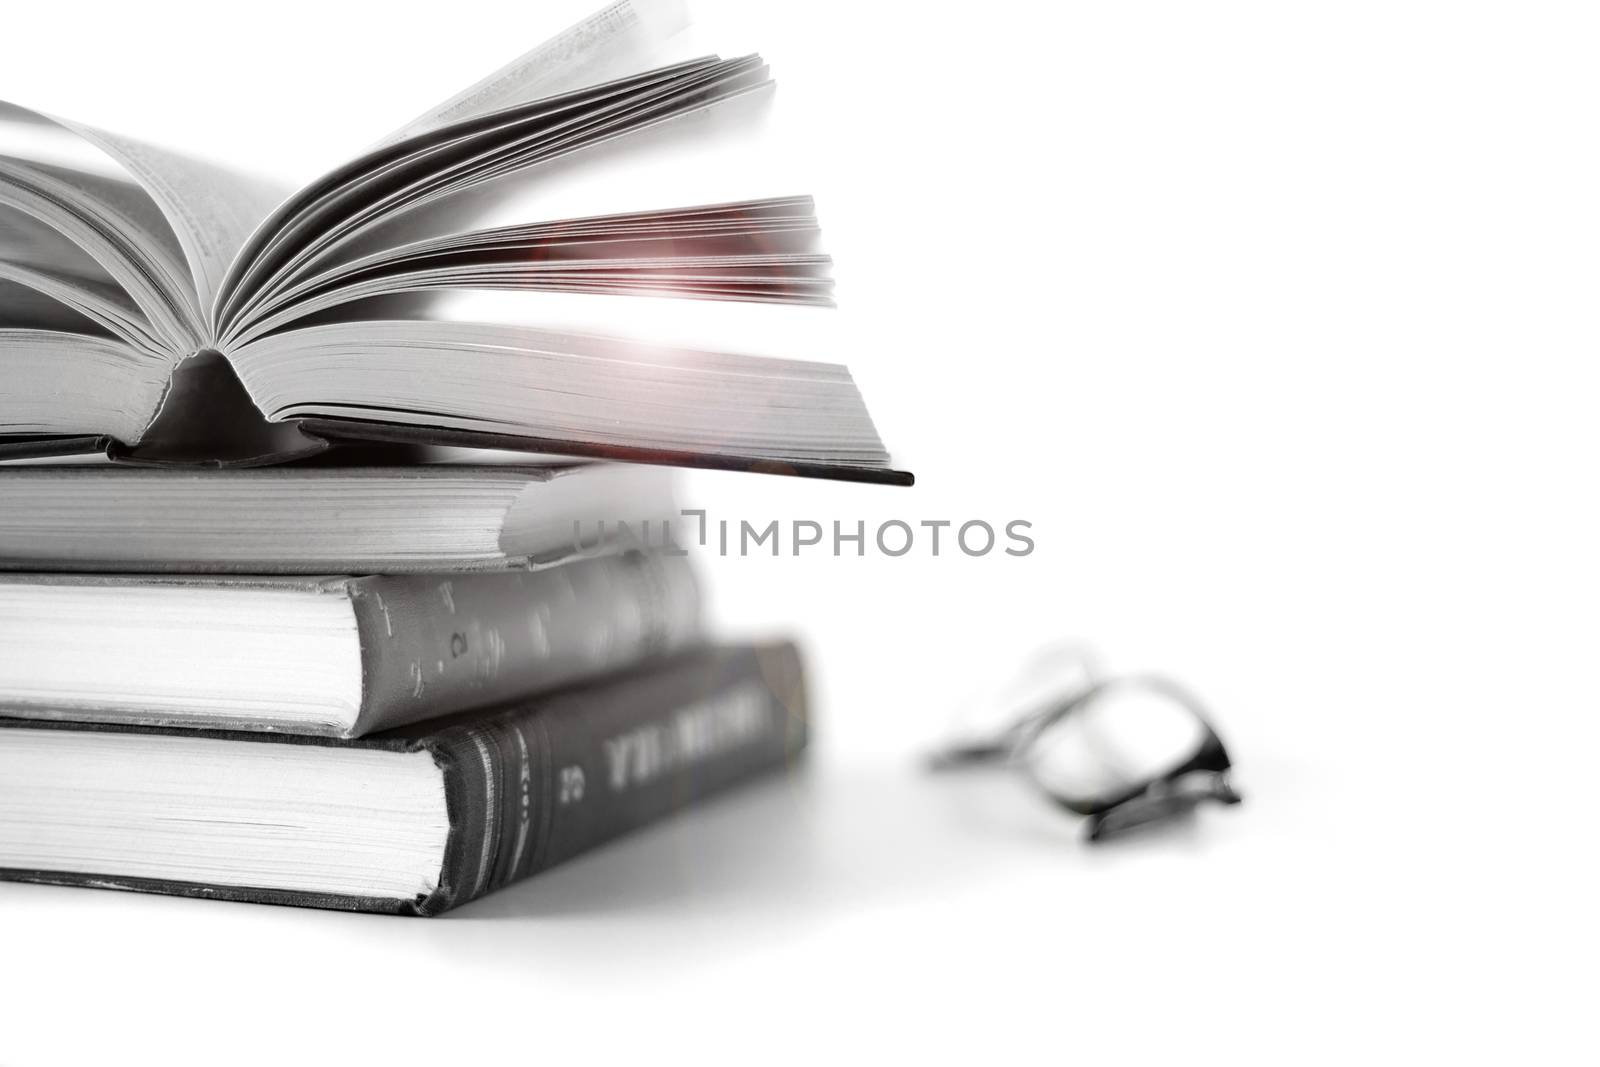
[0,350,913,484]
[0,643,807,916]
[0,351,329,469]
[113,350,330,467]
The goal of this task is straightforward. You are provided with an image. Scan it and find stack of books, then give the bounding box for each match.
[0,1,909,914]
[0,462,810,914]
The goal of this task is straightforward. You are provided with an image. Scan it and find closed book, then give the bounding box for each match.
[0,550,700,737]
[0,642,807,916]
[0,462,679,573]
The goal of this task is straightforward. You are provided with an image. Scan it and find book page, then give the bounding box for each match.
[218,58,770,344]
[1,198,120,281]
[0,100,204,346]
[215,60,714,329]
[223,197,830,346]
[374,0,690,150]
[0,319,167,444]
[0,278,110,333]
[0,261,156,350]
[53,119,289,316]
[0,157,200,351]
[0,102,186,270]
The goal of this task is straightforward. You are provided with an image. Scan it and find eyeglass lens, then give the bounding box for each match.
[1021,679,1212,808]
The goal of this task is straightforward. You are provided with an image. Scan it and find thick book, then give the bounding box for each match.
[0,461,679,573]
[0,550,700,738]
[0,0,909,485]
[0,643,806,916]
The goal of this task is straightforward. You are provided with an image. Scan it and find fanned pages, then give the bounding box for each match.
[375,0,692,150]
[0,1,910,485]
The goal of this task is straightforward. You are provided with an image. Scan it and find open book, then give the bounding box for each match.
[0,0,908,485]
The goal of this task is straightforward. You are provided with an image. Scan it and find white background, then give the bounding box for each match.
[3,1,1597,1062]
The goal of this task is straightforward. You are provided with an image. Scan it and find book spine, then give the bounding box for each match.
[346,550,701,737]
[417,643,807,916]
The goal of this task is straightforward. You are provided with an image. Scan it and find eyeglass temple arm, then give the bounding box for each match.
[926,740,1010,770]
[926,704,1067,770]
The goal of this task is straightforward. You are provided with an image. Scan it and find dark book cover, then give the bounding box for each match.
[0,550,702,737]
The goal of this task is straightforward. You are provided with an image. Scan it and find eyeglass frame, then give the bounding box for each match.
[929,671,1242,841]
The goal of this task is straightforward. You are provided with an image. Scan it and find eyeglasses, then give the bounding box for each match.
[928,644,1241,841]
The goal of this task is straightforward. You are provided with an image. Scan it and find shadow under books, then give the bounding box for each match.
[438,756,1210,925]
